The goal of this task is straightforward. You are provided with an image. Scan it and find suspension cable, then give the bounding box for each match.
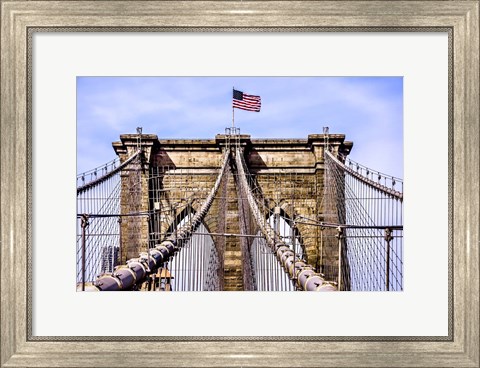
[325,150,403,201]
[77,150,142,194]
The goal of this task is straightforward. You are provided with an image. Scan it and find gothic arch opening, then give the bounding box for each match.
[248,209,307,291]
[162,209,220,291]
[266,207,306,258]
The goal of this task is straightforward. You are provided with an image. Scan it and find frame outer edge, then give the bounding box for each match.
[1,2,18,367]
[464,2,480,366]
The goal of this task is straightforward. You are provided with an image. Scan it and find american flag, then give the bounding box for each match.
[233,89,261,112]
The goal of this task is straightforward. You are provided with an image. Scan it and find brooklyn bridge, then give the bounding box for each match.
[76,127,403,292]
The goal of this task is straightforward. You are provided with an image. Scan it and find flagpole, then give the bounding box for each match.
[232,87,235,129]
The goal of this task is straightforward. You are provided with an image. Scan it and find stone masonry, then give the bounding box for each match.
[113,133,352,290]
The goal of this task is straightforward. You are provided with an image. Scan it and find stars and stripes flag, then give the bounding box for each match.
[233,89,261,112]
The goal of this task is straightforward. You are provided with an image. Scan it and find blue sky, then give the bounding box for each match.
[77,77,403,178]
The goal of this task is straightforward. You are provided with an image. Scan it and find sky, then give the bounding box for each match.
[77,77,403,179]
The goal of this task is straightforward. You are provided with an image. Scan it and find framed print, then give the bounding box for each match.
[1,1,478,367]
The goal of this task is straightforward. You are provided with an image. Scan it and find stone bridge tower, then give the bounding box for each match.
[113,133,352,290]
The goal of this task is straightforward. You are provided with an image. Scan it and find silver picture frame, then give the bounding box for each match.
[1,1,478,367]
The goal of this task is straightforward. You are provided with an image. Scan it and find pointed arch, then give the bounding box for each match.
[265,206,306,258]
